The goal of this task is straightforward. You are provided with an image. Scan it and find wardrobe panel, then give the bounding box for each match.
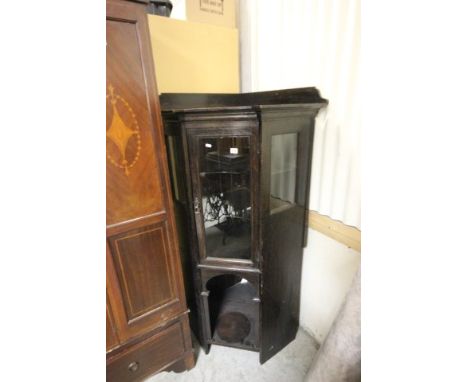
[108,222,177,322]
[106,15,164,226]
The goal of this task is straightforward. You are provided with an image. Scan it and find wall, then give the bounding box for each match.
[300,229,360,342]
[238,0,361,342]
[167,0,186,20]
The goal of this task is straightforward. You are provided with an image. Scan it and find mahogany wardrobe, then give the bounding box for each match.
[106,1,194,381]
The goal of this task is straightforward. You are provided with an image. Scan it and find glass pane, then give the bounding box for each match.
[270,133,298,214]
[199,137,251,260]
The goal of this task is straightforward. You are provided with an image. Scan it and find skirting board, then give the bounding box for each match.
[308,210,361,252]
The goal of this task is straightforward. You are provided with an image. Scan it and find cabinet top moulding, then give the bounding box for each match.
[159,87,328,114]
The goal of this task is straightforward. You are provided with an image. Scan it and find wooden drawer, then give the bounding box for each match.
[107,321,186,382]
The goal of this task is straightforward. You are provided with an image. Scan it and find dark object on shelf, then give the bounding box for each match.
[161,88,328,364]
[217,312,251,343]
[147,0,173,16]
[106,0,193,381]
[205,151,249,171]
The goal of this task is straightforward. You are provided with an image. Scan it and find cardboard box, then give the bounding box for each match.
[148,15,239,93]
[186,0,237,28]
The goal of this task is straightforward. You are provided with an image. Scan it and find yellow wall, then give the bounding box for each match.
[147,15,239,94]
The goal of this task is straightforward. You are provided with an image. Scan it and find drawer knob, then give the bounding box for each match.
[128,361,139,372]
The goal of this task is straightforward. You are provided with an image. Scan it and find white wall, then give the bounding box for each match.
[167,0,186,20]
[238,0,361,342]
[300,229,360,342]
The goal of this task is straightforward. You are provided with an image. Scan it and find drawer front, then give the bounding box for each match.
[107,321,185,382]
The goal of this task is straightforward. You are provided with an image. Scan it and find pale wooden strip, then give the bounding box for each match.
[308,210,361,252]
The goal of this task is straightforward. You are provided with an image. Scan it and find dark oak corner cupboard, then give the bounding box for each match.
[106,0,194,381]
[160,88,328,363]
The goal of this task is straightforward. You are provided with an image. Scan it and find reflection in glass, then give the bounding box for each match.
[199,137,251,260]
[166,135,185,203]
[270,133,298,213]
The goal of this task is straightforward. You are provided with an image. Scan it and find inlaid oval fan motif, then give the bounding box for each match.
[106,84,141,176]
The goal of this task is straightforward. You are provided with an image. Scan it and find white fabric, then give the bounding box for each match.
[238,0,361,228]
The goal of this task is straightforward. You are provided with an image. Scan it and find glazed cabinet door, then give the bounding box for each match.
[106,0,186,344]
[185,116,260,267]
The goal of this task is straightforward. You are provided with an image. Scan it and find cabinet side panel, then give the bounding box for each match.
[260,206,305,362]
[259,111,315,363]
[164,128,202,347]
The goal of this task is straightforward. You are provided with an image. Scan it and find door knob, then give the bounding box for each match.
[128,361,139,372]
